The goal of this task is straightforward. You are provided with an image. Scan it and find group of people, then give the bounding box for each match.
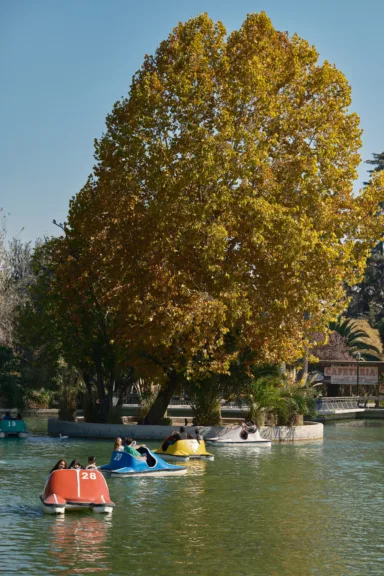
[112,426,203,459]
[1,412,23,421]
[113,436,147,460]
[50,425,203,472]
[161,426,201,452]
[50,456,97,474]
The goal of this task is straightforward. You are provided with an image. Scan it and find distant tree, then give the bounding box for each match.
[348,151,384,324]
[365,152,384,185]
[15,238,137,422]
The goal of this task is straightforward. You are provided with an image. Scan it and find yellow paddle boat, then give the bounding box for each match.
[154,439,214,461]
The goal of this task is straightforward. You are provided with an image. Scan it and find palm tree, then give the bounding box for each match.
[329,316,382,361]
[243,377,281,427]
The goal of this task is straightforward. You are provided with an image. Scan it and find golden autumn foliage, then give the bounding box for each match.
[60,12,384,379]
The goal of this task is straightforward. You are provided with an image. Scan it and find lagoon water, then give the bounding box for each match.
[1,418,384,575]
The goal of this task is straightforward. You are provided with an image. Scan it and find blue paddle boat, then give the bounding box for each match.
[99,446,187,477]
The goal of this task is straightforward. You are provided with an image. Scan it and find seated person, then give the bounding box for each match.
[16,412,23,420]
[124,437,146,460]
[3,412,11,420]
[240,422,248,440]
[244,420,257,433]
[50,459,67,473]
[113,437,124,452]
[161,430,180,451]
[85,456,97,469]
[179,426,188,440]
[195,428,202,444]
[69,459,83,469]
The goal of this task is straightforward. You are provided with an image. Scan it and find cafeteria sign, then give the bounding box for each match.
[324,365,378,385]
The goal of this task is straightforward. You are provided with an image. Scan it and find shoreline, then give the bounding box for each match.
[47,419,324,443]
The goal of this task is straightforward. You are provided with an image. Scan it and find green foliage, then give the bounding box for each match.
[0,346,24,408]
[243,377,281,427]
[274,383,316,426]
[188,378,222,426]
[137,392,156,424]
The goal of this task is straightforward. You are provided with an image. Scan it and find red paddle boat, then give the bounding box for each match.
[40,469,115,514]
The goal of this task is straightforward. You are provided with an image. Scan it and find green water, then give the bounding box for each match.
[1,419,384,575]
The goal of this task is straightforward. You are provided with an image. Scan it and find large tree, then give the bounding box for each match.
[348,151,384,324]
[15,238,137,421]
[57,13,383,422]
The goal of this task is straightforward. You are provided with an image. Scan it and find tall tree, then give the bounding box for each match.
[15,238,137,421]
[348,151,384,323]
[59,13,384,422]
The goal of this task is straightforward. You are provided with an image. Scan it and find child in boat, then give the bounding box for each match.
[69,459,84,469]
[113,437,124,452]
[86,456,97,469]
[50,459,67,473]
[124,438,146,460]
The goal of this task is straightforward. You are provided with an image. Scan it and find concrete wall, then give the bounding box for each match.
[48,419,323,443]
[358,409,384,419]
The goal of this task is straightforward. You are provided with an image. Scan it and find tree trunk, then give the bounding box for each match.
[143,371,180,424]
[96,370,110,423]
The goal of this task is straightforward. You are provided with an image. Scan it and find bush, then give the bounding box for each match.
[188,379,222,426]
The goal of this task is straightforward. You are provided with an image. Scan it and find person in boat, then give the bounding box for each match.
[69,459,84,469]
[3,411,11,420]
[124,438,147,460]
[244,420,257,433]
[113,437,124,452]
[240,423,249,440]
[161,430,181,451]
[50,459,67,473]
[16,412,23,420]
[86,456,97,469]
[179,426,193,440]
[195,428,202,444]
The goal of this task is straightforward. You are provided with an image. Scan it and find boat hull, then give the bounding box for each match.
[99,448,187,477]
[154,439,214,461]
[206,427,271,446]
[0,420,28,438]
[40,469,115,514]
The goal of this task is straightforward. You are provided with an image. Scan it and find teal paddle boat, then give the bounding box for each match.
[0,419,28,438]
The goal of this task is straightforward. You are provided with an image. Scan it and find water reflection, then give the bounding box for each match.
[48,515,112,574]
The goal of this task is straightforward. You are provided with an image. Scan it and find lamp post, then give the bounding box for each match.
[302,311,310,379]
[356,353,361,403]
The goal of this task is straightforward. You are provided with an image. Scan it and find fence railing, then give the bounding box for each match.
[315,396,382,412]
[123,396,249,409]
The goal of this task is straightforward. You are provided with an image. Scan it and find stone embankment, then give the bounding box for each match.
[48,419,323,443]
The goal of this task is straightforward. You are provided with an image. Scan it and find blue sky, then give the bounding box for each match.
[1,0,383,242]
